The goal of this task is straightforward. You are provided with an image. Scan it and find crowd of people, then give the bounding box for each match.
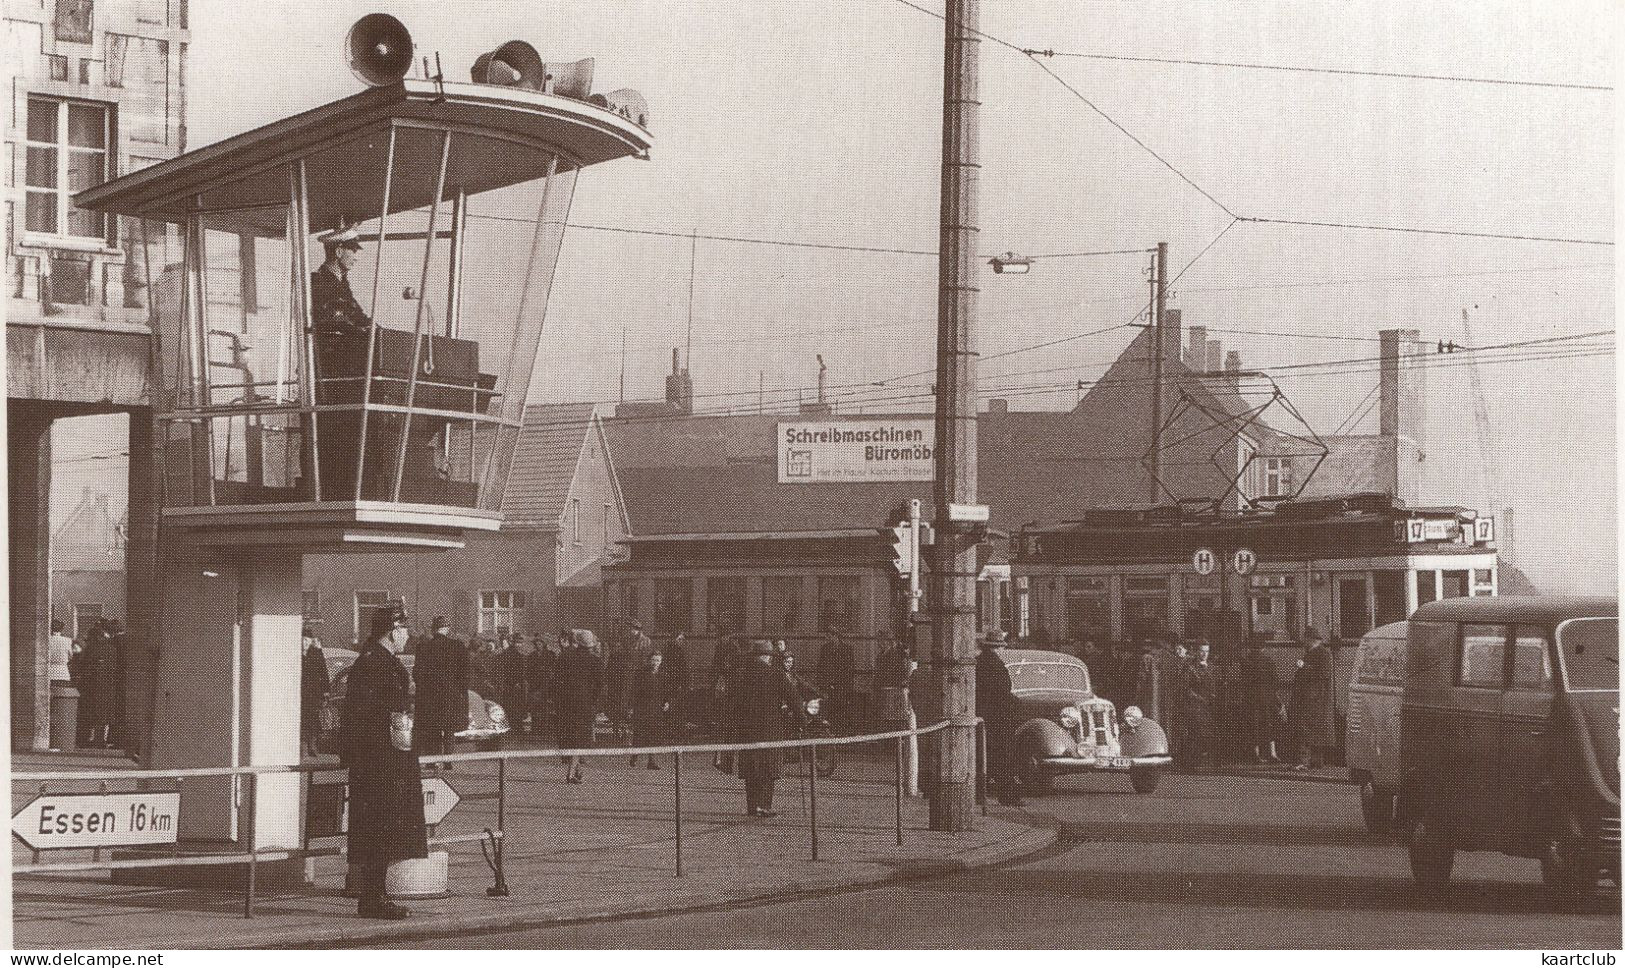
[1068,630,1340,772]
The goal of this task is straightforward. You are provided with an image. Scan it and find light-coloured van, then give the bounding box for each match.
[1345,621,1407,832]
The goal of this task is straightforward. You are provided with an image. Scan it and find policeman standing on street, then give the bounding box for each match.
[340,608,428,920]
[975,629,1025,806]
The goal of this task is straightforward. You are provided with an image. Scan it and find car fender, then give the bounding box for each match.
[1119,718,1168,758]
[1014,718,1075,759]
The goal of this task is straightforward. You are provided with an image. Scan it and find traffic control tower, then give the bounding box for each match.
[72,16,653,864]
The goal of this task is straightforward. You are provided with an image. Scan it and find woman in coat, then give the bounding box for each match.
[340,609,428,920]
[730,640,803,817]
[1294,633,1337,769]
[555,630,605,783]
[75,620,115,748]
[628,651,669,769]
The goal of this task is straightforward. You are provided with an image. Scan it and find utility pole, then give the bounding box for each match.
[1148,242,1167,503]
[925,0,979,833]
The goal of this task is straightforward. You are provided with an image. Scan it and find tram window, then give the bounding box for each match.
[1415,570,1438,607]
[1441,570,1469,600]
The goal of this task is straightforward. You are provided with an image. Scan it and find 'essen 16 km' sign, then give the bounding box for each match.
[12,792,181,850]
[778,420,935,483]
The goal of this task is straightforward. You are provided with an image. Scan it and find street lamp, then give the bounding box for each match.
[988,251,1032,274]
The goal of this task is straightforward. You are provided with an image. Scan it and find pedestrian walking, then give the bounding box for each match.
[1157,640,1190,769]
[555,629,606,783]
[975,629,1025,806]
[300,625,330,757]
[815,628,856,728]
[606,621,651,742]
[1294,631,1337,770]
[527,635,560,735]
[75,619,115,748]
[412,616,469,760]
[730,640,804,817]
[339,608,427,920]
[1181,641,1218,770]
[628,651,670,768]
[1240,640,1282,763]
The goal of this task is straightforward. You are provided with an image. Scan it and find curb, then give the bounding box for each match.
[155,824,1058,949]
[1216,768,1352,787]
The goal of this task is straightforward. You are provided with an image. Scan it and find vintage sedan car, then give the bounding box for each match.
[317,649,510,753]
[1004,648,1171,794]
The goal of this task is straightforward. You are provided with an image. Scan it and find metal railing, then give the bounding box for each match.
[12,719,968,919]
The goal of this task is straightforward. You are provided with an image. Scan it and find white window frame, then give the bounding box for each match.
[1264,457,1292,498]
[479,590,524,635]
[23,96,113,245]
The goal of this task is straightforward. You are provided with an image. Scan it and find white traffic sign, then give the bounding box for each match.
[421,776,460,826]
[948,502,990,523]
[1192,548,1217,576]
[13,792,180,850]
[1232,548,1258,576]
[1473,516,1495,544]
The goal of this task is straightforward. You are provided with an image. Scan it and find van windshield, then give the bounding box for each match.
[1557,617,1619,691]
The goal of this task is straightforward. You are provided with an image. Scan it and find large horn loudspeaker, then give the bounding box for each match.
[471,41,547,90]
[346,13,414,87]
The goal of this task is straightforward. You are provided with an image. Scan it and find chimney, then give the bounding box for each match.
[1223,350,1241,394]
[986,397,1008,414]
[664,346,693,415]
[1205,340,1223,375]
[1160,308,1182,364]
[1379,328,1426,506]
[1186,325,1208,370]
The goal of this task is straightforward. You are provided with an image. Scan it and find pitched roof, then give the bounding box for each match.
[500,403,600,528]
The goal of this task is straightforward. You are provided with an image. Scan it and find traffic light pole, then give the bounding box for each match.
[926,0,980,833]
[908,498,922,614]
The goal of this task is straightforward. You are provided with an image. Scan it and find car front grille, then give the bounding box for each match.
[1600,815,1620,850]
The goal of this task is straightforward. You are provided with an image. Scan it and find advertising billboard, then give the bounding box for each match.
[777,420,935,483]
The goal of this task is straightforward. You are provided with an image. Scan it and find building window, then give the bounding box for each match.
[570,498,580,544]
[72,603,104,638]
[354,590,392,644]
[301,589,321,621]
[24,97,112,242]
[1264,457,1293,497]
[653,579,692,635]
[706,577,746,634]
[817,575,862,634]
[478,590,526,635]
[761,576,804,634]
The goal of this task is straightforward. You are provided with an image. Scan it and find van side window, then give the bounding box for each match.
[1459,624,1506,688]
[1406,621,1456,682]
[1510,626,1553,689]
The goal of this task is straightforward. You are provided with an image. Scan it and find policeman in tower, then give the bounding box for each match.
[310,225,372,335]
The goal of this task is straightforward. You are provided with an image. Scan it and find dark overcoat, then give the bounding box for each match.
[340,643,429,866]
[1300,644,1337,746]
[413,633,469,731]
[732,660,803,782]
[630,665,671,742]
[555,645,606,744]
[76,628,117,730]
[975,648,1019,774]
[301,646,330,730]
[1181,661,1218,733]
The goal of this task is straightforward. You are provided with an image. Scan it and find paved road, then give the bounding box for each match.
[388,772,1620,949]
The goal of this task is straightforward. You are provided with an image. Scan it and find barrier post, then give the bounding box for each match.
[673,750,683,877]
[975,719,987,817]
[808,742,819,861]
[895,735,905,846]
[244,772,258,919]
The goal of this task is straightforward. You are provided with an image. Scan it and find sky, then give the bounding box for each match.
[64,0,1617,593]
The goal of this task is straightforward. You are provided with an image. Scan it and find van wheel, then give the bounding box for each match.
[1130,766,1160,794]
[1360,781,1395,834]
[1409,820,1454,890]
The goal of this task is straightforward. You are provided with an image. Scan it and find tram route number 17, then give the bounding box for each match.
[12,791,182,850]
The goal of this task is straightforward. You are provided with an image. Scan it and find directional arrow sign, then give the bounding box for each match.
[421,776,460,826]
[13,792,180,850]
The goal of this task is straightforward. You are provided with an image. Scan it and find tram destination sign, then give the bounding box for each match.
[12,792,181,850]
[778,420,935,483]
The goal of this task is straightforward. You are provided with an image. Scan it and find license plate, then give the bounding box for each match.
[1103,756,1131,769]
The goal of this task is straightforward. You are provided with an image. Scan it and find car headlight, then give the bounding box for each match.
[1122,705,1143,728]
[805,699,821,716]
[1058,707,1081,729]
[487,702,508,726]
